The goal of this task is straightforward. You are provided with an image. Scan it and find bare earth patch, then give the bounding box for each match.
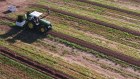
[33,38,140,79]
[111,0,140,11]
[0,62,30,79]
[0,0,140,79]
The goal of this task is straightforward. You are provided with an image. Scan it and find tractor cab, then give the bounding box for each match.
[16,11,52,33]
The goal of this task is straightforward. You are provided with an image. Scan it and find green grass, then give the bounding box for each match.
[53,22,140,59]
[0,1,140,78]
[83,56,140,79]
[0,54,53,79]
[7,4,140,49]
[31,35,140,78]
[27,7,140,59]
[0,31,140,79]
[52,12,140,49]
[0,19,15,26]
[44,35,140,70]
[38,0,140,32]
[0,38,106,79]
[0,20,140,78]
[88,0,140,13]
[1,10,140,60]
[35,13,140,60]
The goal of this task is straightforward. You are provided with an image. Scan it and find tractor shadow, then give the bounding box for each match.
[0,26,47,44]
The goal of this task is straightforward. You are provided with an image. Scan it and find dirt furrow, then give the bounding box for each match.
[76,0,140,16]
[0,46,73,79]
[31,4,140,36]
[48,30,140,67]
[0,16,140,67]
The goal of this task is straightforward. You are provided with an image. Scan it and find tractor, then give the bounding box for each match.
[15,11,52,33]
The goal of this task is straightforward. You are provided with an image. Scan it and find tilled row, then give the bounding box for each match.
[48,30,140,67]
[31,4,140,36]
[76,0,140,16]
[0,15,140,67]
[0,46,73,79]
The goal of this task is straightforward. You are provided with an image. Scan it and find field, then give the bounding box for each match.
[0,54,53,79]
[0,0,140,79]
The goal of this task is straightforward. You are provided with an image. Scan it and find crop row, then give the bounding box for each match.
[0,54,53,79]
[0,20,140,78]
[0,6,139,64]
[1,18,140,67]
[77,0,140,16]
[0,46,72,79]
[88,0,140,13]
[26,6,140,60]
[37,0,140,34]
[0,37,106,79]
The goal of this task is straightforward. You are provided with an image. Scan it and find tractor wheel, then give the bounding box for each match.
[27,22,34,29]
[40,27,46,33]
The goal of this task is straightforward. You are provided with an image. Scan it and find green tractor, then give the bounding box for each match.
[16,11,52,33]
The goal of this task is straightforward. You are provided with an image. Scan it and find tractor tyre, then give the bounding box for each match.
[40,27,46,33]
[27,22,34,29]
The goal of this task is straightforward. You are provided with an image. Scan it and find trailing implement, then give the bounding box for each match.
[16,11,52,33]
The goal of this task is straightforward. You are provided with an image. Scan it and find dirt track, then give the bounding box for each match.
[0,16,140,67]
[0,46,73,79]
[76,0,140,16]
[32,4,140,36]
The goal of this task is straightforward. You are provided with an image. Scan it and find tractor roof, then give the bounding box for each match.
[30,11,43,17]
